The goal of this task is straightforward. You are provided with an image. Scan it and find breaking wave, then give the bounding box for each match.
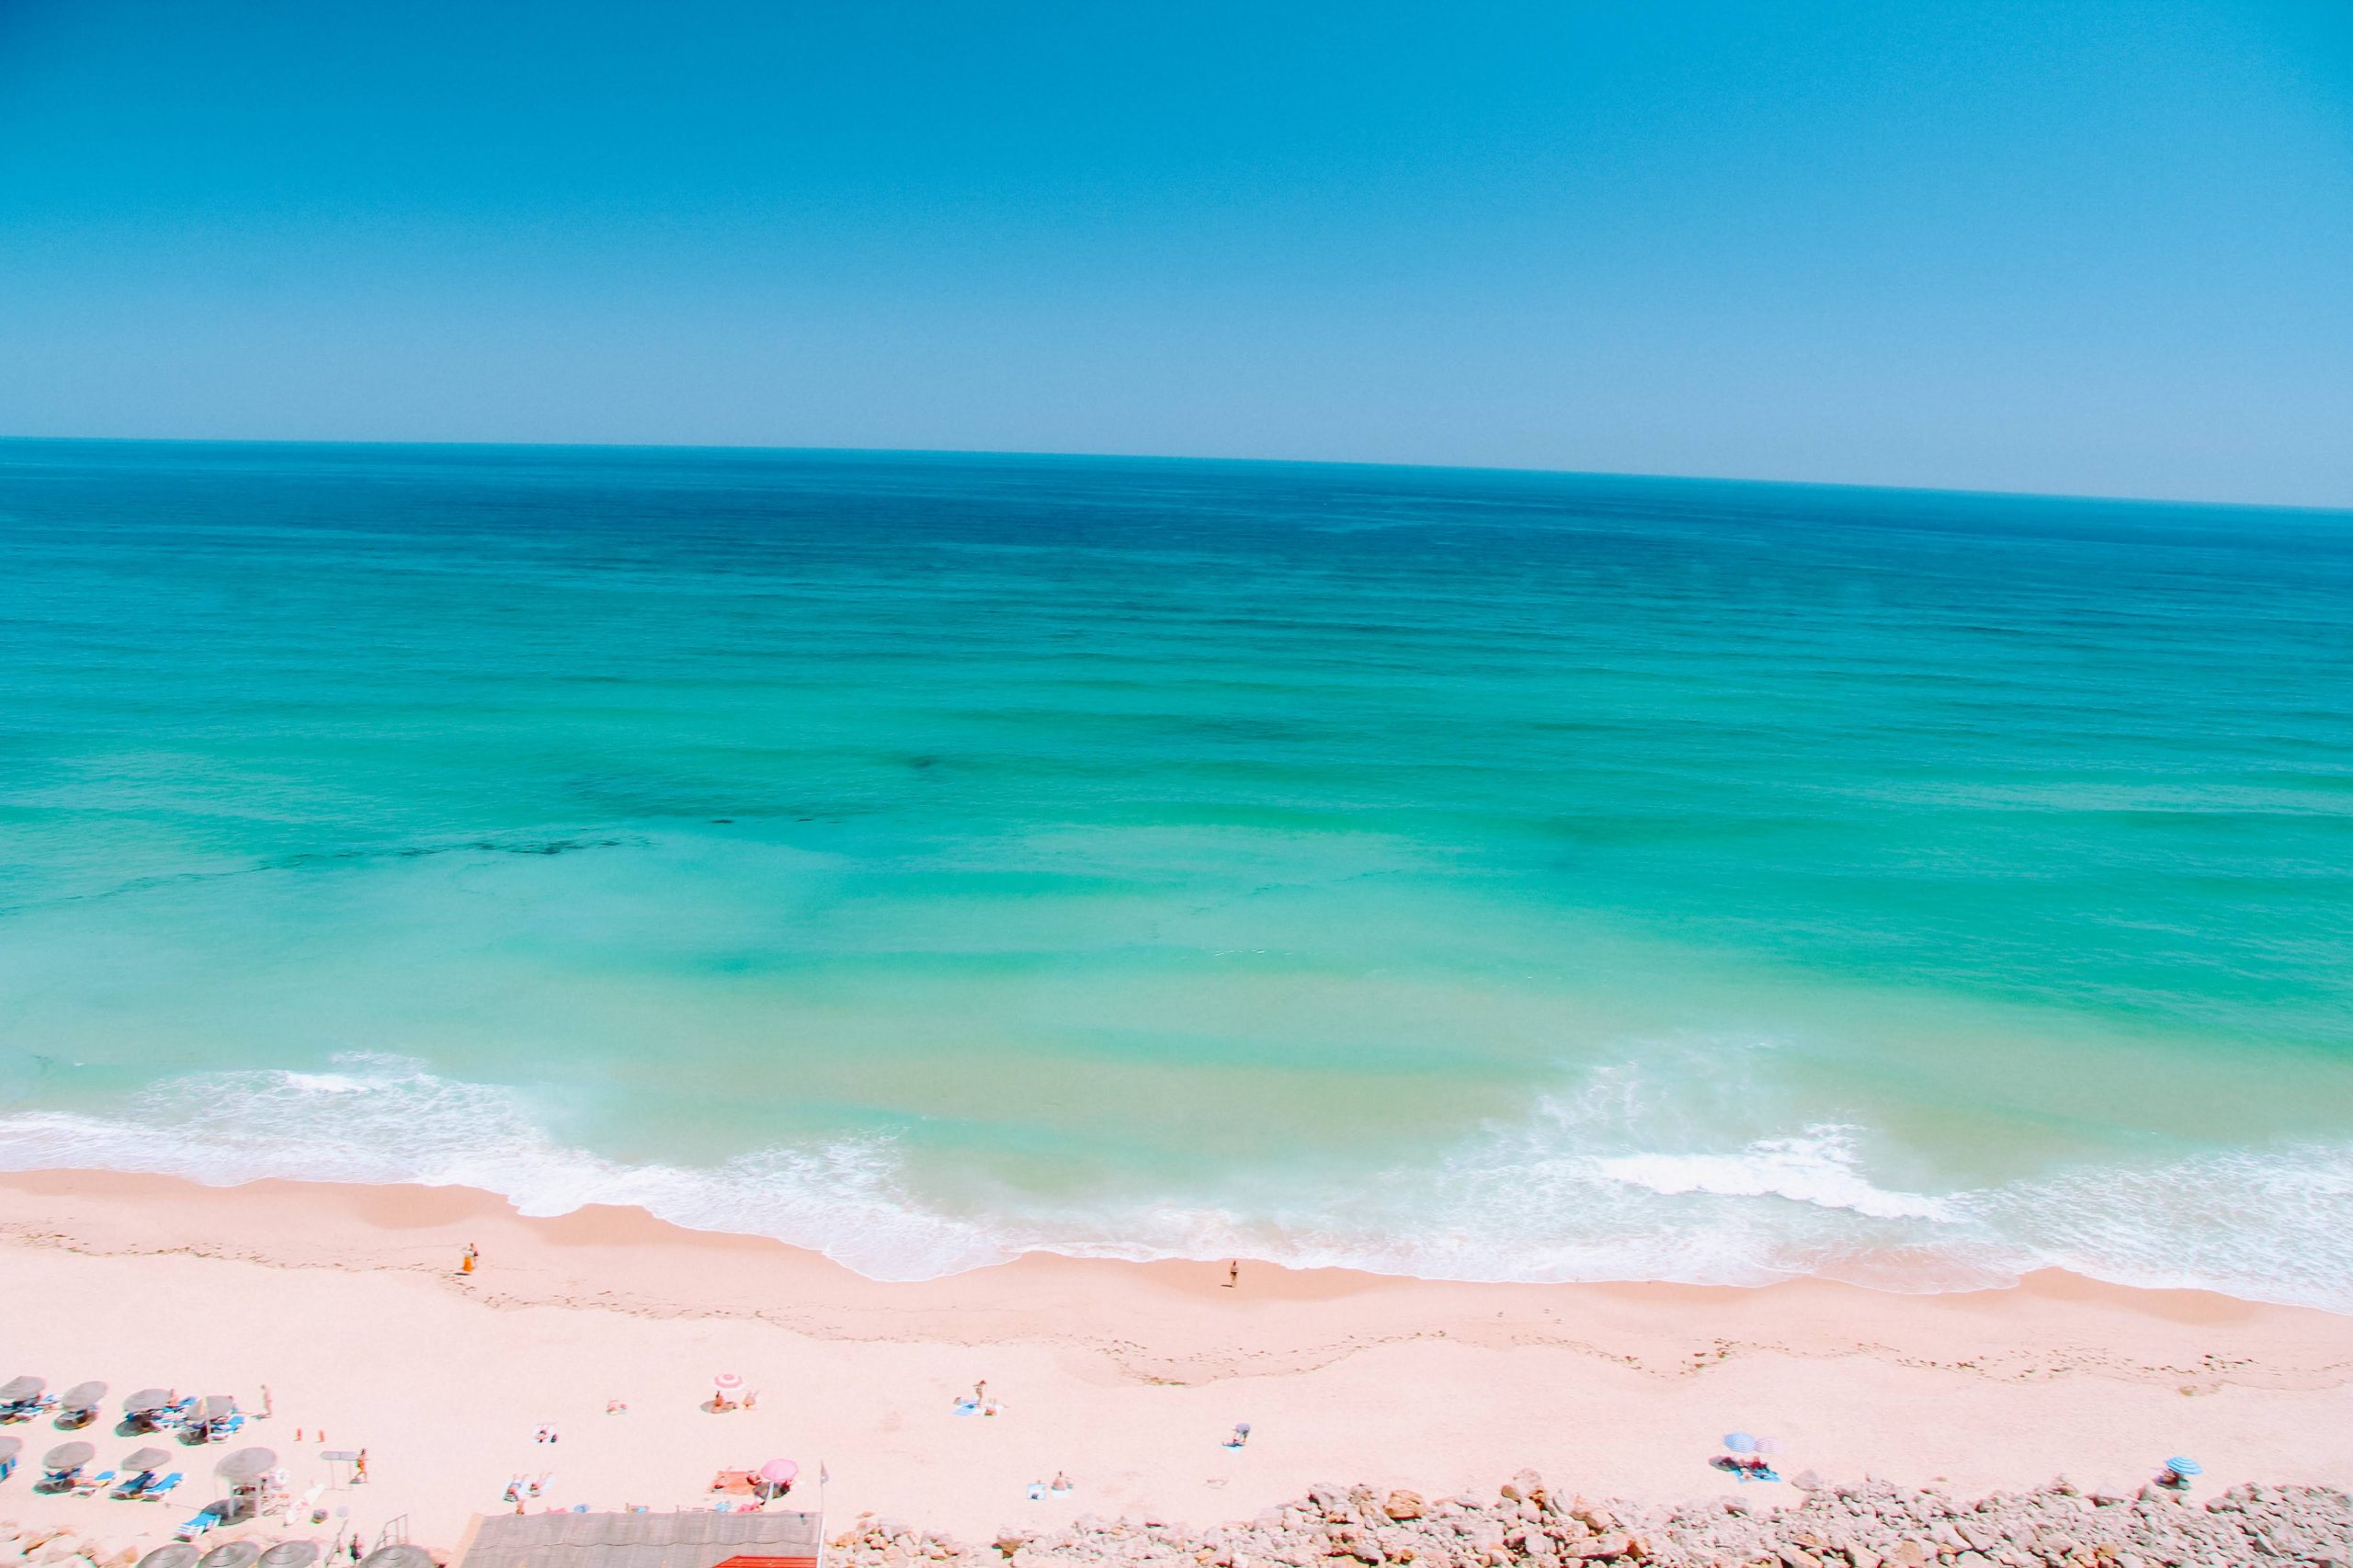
[1,1052,2347,1312]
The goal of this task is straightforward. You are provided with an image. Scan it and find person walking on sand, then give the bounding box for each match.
[460,1243,479,1276]
[1226,1260,1239,1289]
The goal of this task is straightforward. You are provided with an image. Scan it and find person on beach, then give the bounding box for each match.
[1226,1261,1239,1288]
[460,1243,478,1276]
[1226,1422,1251,1449]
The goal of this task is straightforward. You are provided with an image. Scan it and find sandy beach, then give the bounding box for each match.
[0,1169,2346,1559]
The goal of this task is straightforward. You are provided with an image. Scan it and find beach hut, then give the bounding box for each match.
[198,1542,263,1568]
[459,1508,824,1568]
[258,1543,322,1568]
[56,1381,108,1427]
[189,1495,258,1530]
[137,1547,199,1568]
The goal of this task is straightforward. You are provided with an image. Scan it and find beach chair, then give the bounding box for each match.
[54,1382,108,1429]
[143,1472,186,1502]
[176,1509,222,1541]
[73,1469,119,1496]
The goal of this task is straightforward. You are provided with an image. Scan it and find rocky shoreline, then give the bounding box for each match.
[829,1473,2352,1568]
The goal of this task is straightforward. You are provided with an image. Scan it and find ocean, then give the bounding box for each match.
[2,439,2348,1307]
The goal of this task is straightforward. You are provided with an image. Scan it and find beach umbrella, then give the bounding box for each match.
[125,1389,176,1416]
[198,1543,261,1568]
[1,1375,44,1403]
[358,1545,436,1568]
[136,1548,199,1568]
[122,1447,174,1472]
[215,1447,278,1482]
[258,1544,321,1568]
[196,1395,238,1421]
[60,1381,108,1409]
[1722,1433,1757,1454]
[1756,1437,1786,1457]
[45,1440,97,1471]
[758,1459,800,1485]
[0,1436,20,1465]
[713,1372,745,1392]
[2166,1457,2202,1477]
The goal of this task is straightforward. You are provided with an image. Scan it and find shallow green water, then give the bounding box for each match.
[1,441,2347,1304]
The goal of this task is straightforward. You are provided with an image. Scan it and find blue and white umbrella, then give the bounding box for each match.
[2165,1457,2202,1477]
[1722,1433,1757,1454]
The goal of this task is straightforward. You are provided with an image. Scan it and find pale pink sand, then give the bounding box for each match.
[0,1170,2346,1558]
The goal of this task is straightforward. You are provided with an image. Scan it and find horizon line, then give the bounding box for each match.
[4,431,2349,519]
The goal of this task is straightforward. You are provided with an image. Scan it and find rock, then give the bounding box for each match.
[1383,1494,1426,1524]
[1564,1535,1626,1561]
[1776,1548,1822,1568]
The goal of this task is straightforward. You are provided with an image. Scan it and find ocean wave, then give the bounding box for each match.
[1592,1129,1956,1221]
[0,1054,1009,1280]
[1,1052,2347,1311]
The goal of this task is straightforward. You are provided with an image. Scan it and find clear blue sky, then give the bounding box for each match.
[3,1,2348,505]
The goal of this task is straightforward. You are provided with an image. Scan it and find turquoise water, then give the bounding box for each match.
[2,440,2349,1306]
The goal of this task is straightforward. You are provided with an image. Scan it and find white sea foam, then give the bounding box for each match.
[1593,1128,1957,1221]
[0,1054,1010,1280]
[3,1051,2348,1312]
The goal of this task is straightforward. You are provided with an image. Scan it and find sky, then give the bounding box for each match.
[1,1,2349,506]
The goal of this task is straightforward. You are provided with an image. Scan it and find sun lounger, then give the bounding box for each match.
[55,1382,108,1428]
[40,1440,97,1491]
[143,1472,186,1501]
[181,1396,241,1444]
[1,1376,53,1422]
[177,1510,222,1541]
[73,1469,120,1496]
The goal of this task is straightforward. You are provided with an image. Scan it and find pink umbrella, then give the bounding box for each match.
[712,1373,744,1392]
[757,1460,799,1485]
